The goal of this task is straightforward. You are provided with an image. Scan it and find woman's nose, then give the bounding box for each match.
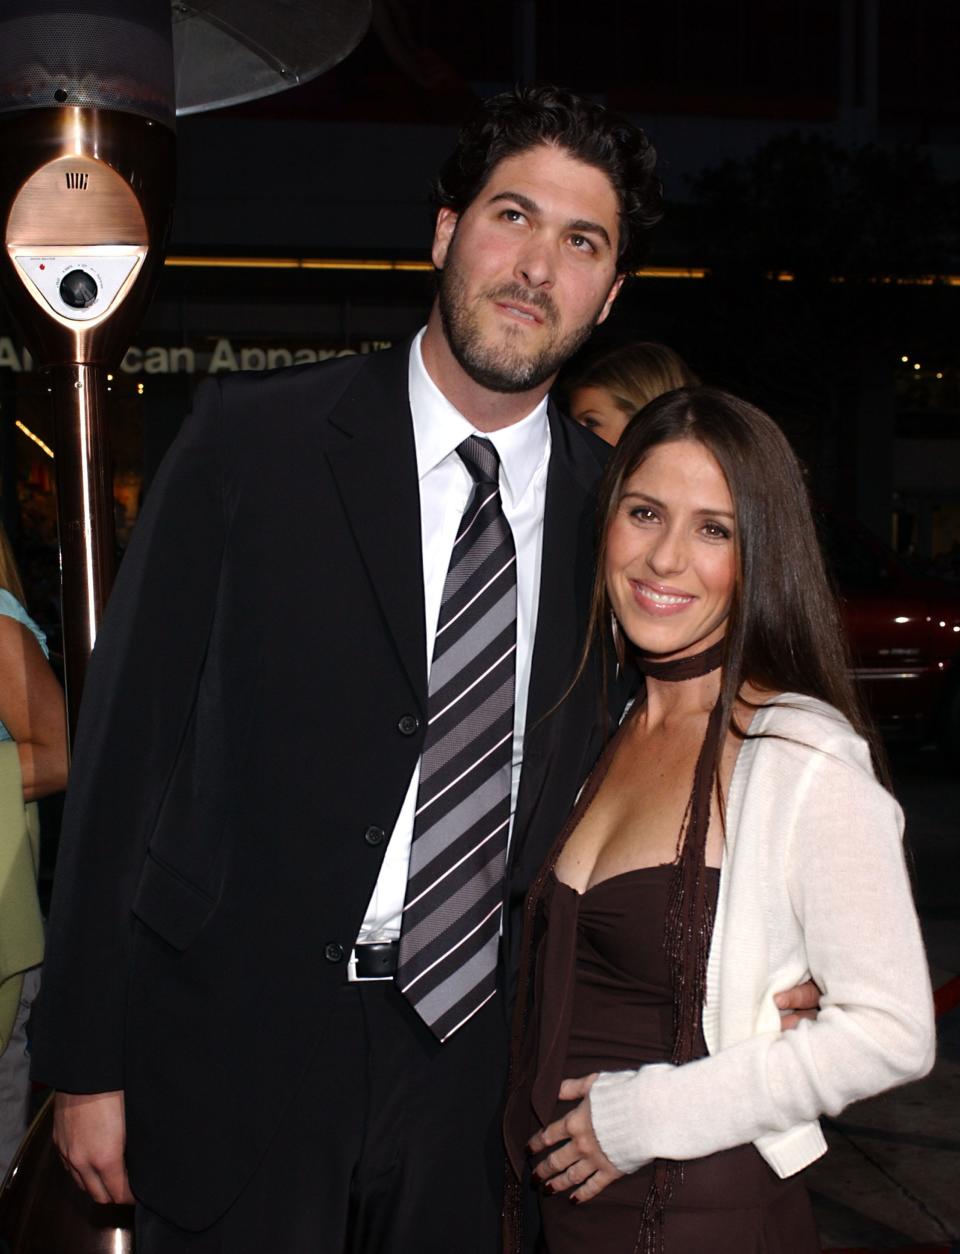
[647,528,686,576]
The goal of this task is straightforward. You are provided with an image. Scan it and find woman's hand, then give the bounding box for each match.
[528,1074,624,1203]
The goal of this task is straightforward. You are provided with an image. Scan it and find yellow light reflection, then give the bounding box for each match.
[158,256,960,286]
[15,420,54,458]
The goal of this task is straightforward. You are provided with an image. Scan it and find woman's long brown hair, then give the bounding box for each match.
[582,384,885,782]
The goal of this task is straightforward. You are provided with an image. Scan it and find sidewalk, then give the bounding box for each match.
[807,744,960,1252]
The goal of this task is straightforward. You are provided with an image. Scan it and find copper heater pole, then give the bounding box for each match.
[50,363,117,722]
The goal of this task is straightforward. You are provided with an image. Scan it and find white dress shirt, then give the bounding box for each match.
[356,329,551,944]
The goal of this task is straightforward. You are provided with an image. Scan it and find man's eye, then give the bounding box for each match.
[570,234,595,252]
[502,208,524,223]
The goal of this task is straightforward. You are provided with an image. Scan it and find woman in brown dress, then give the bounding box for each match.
[504,387,934,1253]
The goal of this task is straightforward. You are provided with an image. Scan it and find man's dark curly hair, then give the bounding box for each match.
[431,85,663,275]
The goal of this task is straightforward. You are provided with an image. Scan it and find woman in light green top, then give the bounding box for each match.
[0,525,67,1178]
[0,530,67,797]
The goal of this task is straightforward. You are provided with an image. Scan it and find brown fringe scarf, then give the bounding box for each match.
[503,636,726,1254]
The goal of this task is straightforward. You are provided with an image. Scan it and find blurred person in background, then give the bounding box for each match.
[0,525,67,1176]
[565,341,698,445]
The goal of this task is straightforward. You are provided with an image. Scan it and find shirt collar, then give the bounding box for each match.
[408,328,550,507]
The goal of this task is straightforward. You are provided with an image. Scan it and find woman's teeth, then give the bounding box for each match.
[642,587,692,605]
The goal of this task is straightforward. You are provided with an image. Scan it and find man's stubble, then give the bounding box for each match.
[437,235,613,395]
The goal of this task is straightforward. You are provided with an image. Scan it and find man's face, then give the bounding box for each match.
[431,144,624,394]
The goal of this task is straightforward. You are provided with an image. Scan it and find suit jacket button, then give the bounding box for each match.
[364,825,385,847]
[324,942,344,963]
[397,714,420,736]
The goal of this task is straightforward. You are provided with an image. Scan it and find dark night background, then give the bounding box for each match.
[2,0,958,593]
[1,4,959,1249]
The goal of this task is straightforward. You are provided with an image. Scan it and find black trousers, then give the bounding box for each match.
[135,981,510,1254]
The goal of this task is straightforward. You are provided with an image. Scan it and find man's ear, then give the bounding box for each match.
[597,273,625,327]
[432,207,459,270]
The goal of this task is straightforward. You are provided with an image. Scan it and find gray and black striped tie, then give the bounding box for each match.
[397,435,517,1041]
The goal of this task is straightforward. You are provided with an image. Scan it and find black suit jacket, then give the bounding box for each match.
[33,342,615,1229]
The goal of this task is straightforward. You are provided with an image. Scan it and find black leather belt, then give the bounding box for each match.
[352,941,399,979]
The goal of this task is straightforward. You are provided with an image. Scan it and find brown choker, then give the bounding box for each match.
[635,636,725,682]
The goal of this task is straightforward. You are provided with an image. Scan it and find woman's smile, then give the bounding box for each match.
[628,579,697,614]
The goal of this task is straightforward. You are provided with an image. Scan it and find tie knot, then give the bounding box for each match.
[457,435,500,486]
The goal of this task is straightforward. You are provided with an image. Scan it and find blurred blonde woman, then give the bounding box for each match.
[566,342,699,446]
[0,525,67,1175]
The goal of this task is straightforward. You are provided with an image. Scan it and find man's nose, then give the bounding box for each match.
[513,235,555,289]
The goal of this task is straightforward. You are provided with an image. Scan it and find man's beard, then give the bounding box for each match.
[437,247,609,394]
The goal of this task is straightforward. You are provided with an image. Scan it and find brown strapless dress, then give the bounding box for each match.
[508,864,820,1254]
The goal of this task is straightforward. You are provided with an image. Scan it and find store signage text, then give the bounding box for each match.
[0,337,391,375]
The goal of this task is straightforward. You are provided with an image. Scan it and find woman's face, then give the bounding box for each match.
[605,438,737,660]
[569,384,633,446]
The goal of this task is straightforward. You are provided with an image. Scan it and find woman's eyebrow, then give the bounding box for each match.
[621,490,666,508]
[620,491,734,518]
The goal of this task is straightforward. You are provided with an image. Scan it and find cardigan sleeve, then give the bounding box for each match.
[588,737,935,1174]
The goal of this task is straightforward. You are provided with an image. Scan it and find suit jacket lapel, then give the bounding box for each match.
[513,404,605,849]
[325,343,428,708]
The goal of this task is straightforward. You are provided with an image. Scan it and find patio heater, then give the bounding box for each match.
[0,0,372,737]
[0,1,370,1248]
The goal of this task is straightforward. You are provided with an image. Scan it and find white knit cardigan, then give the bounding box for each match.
[589,693,936,1179]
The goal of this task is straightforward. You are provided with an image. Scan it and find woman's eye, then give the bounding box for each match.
[630,507,658,523]
[577,416,599,430]
[702,522,731,540]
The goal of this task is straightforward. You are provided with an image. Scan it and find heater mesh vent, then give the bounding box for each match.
[0,10,174,127]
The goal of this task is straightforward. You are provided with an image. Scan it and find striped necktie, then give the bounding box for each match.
[397,435,517,1041]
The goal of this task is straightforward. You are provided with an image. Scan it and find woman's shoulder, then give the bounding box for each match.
[0,589,47,653]
[725,692,896,850]
[0,588,28,625]
[740,690,874,777]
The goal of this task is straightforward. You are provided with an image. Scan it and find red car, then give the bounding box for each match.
[823,516,960,757]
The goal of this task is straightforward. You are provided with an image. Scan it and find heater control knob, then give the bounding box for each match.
[12,254,143,323]
[59,269,99,310]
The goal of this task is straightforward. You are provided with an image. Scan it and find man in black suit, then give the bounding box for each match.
[33,86,661,1251]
